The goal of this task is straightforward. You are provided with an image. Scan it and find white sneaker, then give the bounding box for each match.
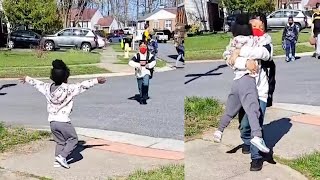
[54,158,73,168]
[213,130,223,143]
[250,136,270,153]
[54,161,61,168]
[55,155,70,169]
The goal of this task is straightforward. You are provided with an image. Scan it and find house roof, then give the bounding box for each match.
[97,16,114,27]
[70,8,98,21]
[138,7,177,21]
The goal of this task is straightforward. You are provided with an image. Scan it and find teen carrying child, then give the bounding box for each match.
[213,14,270,153]
[129,42,156,105]
[19,59,106,169]
[282,16,298,62]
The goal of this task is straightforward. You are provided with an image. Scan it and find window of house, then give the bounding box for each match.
[165,20,172,29]
[82,21,88,28]
[153,20,159,29]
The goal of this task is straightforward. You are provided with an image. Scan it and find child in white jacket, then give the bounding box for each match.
[129,42,156,105]
[20,59,106,169]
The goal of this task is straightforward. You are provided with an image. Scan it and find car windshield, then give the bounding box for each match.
[304,10,312,17]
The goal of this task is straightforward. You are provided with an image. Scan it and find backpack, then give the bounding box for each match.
[261,58,276,107]
[137,52,154,79]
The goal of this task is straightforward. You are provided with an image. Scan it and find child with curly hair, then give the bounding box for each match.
[19,59,106,169]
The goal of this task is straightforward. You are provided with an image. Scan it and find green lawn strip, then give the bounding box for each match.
[0,122,51,153]
[185,97,224,138]
[185,29,312,60]
[275,152,320,180]
[0,51,101,68]
[186,44,313,60]
[0,65,109,78]
[115,55,167,68]
[122,164,184,180]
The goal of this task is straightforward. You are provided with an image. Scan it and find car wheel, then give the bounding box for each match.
[295,23,301,32]
[44,41,54,51]
[81,43,91,52]
[164,40,167,43]
[8,40,14,49]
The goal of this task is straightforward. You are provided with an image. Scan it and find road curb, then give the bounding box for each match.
[30,126,184,152]
[273,103,320,116]
[185,52,315,64]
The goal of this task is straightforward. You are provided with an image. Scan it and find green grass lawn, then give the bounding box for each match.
[123,164,184,180]
[0,50,100,67]
[185,29,313,60]
[115,55,167,68]
[185,97,224,138]
[0,123,51,153]
[277,152,320,180]
[0,50,109,78]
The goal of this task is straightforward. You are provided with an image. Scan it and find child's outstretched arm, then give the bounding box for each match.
[69,77,106,97]
[20,76,48,95]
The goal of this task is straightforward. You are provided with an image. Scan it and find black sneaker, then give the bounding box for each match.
[140,99,147,105]
[242,144,250,154]
[318,56,320,59]
[250,159,263,171]
[312,53,317,57]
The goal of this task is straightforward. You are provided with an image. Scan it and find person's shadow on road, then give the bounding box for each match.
[66,140,108,165]
[226,118,292,164]
[0,83,17,95]
[184,64,227,84]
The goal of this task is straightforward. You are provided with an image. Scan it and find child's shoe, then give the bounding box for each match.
[213,130,223,143]
[285,57,290,62]
[291,56,295,61]
[54,161,61,168]
[250,137,270,153]
[55,155,70,169]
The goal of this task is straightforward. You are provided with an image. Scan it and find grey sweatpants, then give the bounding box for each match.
[50,121,78,158]
[218,75,262,137]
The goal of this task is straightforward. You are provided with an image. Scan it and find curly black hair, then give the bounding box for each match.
[231,13,253,37]
[50,59,70,85]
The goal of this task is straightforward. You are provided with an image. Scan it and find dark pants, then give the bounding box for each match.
[239,100,267,160]
[137,75,150,100]
[50,121,78,158]
[285,39,296,60]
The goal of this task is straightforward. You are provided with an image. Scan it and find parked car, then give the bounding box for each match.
[161,29,173,39]
[123,27,134,35]
[97,35,105,48]
[113,29,124,36]
[108,34,123,43]
[41,28,98,52]
[267,9,308,31]
[155,32,168,43]
[223,14,236,32]
[303,10,313,28]
[8,30,41,49]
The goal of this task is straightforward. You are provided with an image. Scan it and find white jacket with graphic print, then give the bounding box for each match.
[129,52,156,78]
[25,76,99,122]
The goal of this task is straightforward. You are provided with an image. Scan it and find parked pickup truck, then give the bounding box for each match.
[155,32,168,43]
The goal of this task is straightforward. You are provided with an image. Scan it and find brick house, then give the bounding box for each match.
[137,7,177,32]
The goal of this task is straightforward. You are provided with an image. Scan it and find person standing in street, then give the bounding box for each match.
[312,3,320,59]
[282,16,298,62]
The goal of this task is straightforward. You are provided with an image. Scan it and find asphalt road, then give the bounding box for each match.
[157,43,178,64]
[185,56,320,106]
[0,69,184,140]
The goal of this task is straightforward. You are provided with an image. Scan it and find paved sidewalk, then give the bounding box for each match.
[0,136,181,180]
[185,107,320,179]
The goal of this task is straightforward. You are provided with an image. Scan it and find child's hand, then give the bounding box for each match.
[97,77,106,84]
[140,61,146,66]
[246,59,257,73]
[19,76,26,84]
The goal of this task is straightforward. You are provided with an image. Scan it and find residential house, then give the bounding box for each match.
[137,6,177,32]
[276,0,305,10]
[185,0,222,31]
[69,8,121,33]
